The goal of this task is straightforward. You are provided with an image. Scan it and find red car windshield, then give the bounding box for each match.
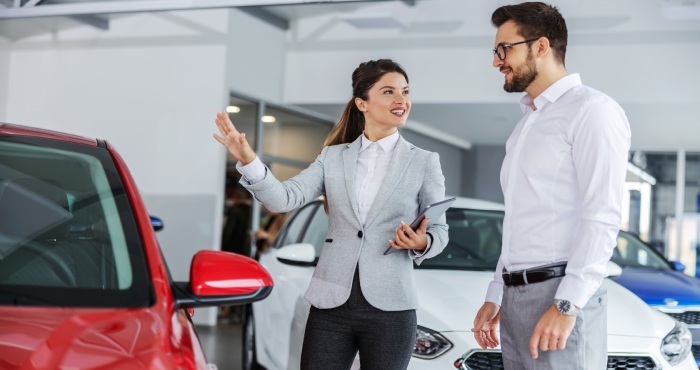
[0,136,152,307]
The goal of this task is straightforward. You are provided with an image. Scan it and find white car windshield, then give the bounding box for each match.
[417,208,504,271]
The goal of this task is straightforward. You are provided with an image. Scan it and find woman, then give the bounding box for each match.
[253,206,286,260]
[213,59,448,370]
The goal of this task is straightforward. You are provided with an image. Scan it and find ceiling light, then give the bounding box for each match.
[261,115,276,123]
[226,105,241,113]
[337,13,407,29]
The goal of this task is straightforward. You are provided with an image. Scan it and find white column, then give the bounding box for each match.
[674,148,686,262]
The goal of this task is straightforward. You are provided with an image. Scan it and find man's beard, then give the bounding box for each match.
[503,52,538,93]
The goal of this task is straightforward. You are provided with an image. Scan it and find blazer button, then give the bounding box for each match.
[357,230,363,238]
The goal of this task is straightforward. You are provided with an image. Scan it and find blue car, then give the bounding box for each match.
[612,231,700,366]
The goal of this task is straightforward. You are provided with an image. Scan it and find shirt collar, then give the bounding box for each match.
[359,130,400,153]
[519,73,582,112]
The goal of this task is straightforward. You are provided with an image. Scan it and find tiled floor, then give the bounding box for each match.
[196,318,244,370]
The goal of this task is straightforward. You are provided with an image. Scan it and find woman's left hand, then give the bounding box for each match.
[389,218,429,252]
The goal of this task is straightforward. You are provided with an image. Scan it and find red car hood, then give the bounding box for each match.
[0,306,182,370]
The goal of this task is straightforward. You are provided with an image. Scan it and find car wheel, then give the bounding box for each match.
[243,304,264,370]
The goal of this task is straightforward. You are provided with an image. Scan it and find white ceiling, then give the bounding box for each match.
[1,0,699,149]
[265,0,700,150]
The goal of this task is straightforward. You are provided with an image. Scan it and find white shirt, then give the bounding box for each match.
[356,132,398,223]
[485,74,631,308]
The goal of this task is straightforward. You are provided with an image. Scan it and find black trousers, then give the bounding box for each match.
[300,268,417,370]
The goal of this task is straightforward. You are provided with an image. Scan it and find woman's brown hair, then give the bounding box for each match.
[324,59,409,147]
[322,59,409,212]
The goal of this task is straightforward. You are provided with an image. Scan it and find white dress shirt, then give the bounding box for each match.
[356,132,398,224]
[485,74,631,308]
[237,130,430,256]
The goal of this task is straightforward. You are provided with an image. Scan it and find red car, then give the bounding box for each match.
[0,123,273,369]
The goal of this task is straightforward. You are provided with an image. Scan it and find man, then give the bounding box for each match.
[472,2,631,369]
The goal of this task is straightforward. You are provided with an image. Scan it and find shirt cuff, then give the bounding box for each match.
[485,280,504,306]
[410,233,432,259]
[555,275,599,308]
[236,156,266,184]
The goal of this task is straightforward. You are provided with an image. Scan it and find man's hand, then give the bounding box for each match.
[529,305,576,358]
[472,302,501,349]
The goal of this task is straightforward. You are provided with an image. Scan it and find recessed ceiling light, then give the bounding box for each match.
[261,115,277,123]
[226,105,241,113]
[337,13,407,29]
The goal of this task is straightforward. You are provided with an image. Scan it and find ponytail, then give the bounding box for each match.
[322,98,364,213]
[324,98,365,147]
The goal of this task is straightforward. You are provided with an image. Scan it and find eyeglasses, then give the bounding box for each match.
[493,37,542,61]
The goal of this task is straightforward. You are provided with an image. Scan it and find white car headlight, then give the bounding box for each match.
[660,321,692,365]
[413,325,453,359]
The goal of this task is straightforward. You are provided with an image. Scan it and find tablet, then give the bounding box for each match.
[384,197,456,255]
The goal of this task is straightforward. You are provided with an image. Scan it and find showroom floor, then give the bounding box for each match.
[196,315,243,370]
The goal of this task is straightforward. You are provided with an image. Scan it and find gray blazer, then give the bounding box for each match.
[240,135,448,311]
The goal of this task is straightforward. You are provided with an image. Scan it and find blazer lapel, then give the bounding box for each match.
[363,136,415,228]
[343,136,363,223]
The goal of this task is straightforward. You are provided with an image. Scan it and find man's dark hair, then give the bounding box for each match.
[491,2,568,66]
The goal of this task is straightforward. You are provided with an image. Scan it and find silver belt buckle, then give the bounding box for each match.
[522,270,529,285]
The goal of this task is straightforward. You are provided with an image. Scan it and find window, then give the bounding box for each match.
[0,136,151,307]
[301,204,329,258]
[278,203,317,248]
[417,209,505,271]
[612,232,670,270]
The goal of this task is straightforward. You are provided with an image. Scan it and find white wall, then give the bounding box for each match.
[282,42,700,150]
[4,10,230,326]
[0,36,11,121]
[226,9,287,103]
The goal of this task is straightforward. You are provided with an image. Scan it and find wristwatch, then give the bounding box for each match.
[553,299,580,316]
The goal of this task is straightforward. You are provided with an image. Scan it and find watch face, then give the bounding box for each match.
[557,300,572,314]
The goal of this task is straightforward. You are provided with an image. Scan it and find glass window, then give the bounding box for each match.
[262,107,330,165]
[625,152,676,255]
[277,203,317,248]
[417,209,505,271]
[0,136,151,307]
[612,232,670,270]
[629,151,700,276]
[301,205,329,258]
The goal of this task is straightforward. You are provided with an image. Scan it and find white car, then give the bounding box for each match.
[244,197,696,370]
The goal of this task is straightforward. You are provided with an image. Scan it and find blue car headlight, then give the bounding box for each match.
[413,325,453,359]
[661,321,692,365]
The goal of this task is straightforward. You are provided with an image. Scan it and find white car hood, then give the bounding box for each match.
[413,269,675,339]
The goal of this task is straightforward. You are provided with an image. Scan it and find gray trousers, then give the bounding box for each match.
[500,277,607,370]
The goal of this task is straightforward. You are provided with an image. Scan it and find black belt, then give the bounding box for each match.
[502,263,567,287]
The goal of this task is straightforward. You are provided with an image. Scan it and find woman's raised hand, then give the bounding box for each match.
[213,112,257,165]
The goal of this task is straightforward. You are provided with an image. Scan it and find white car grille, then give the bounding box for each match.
[665,311,700,326]
[457,351,659,370]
